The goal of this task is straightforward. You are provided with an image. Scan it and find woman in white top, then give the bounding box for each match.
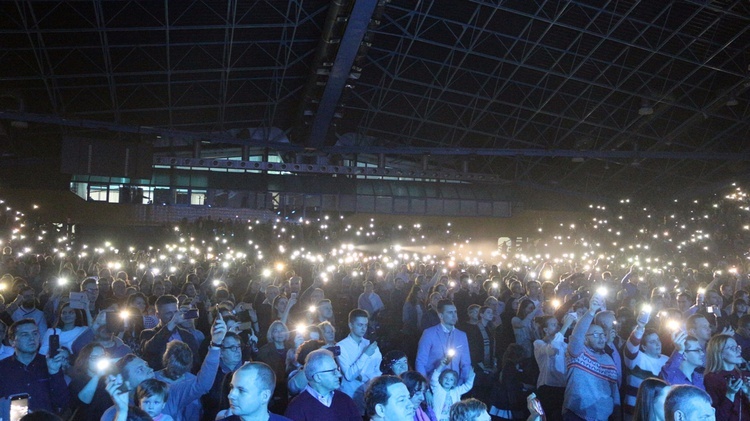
[40,301,88,355]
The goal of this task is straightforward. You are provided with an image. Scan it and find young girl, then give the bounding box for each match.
[136,379,173,421]
[430,357,475,421]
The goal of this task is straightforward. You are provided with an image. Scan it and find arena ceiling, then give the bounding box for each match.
[1,0,750,201]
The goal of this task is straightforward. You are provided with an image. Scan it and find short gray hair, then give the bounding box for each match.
[303,348,334,382]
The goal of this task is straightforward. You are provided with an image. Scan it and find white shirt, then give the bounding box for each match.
[336,334,382,409]
[533,332,568,388]
[39,326,88,355]
[304,385,334,408]
[0,344,13,361]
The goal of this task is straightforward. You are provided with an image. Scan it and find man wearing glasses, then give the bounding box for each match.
[202,332,245,421]
[562,294,620,421]
[660,331,706,390]
[284,349,361,421]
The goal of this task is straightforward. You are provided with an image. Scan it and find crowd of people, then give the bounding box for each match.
[0,183,749,421]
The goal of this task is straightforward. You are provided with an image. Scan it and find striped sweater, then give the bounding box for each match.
[563,311,620,421]
[622,331,668,417]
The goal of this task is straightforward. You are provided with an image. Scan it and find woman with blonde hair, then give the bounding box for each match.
[703,334,750,419]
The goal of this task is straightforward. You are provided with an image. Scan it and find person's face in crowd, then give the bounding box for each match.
[677,295,690,312]
[322,325,335,343]
[521,302,535,318]
[228,370,271,418]
[684,340,705,367]
[575,305,587,319]
[585,324,607,352]
[184,284,196,298]
[83,282,99,303]
[495,300,506,315]
[20,290,35,308]
[409,382,426,407]
[544,317,559,336]
[60,305,77,326]
[598,315,617,344]
[429,294,441,309]
[349,316,369,340]
[736,301,748,315]
[439,371,456,391]
[436,284,448,298]
[481,308,494,323]
[140,395,166,419]
[721,338,744,366]
[275,297,288,314]
[132,296,147,314]
[125,357,155,389]
[265,286,280,302]
[293,331,305,347]
[156,302,178,326]
[152,282,165,298]
[271,325,288,344]
[318,302,333,320]
[391,357,408,376]
[364,282,374,293]
[313,355,342,392]
[722,284,734,298]
[11,322,40,353]
[290,278,301,293]
[112,281,127,298]
[676,398,715,421]
[510,282,524,297]
[59,347,72,374]
[641,333,662,357]
[527,282,541,298]
[379,382,416,421]
[163,280,173,294]
[706,291,721,307]
[87,346,107,375]
[310,289,325,304]
[690,317,712,343]
[220,336,242,368]
[467,307,479,322]
[98,278,111,295]
[439,304,458,328]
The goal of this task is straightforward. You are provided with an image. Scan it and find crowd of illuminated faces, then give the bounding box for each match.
[0,182,749,292]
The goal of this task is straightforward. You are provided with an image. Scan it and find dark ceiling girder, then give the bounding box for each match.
[305,0,379,148]
[1,111,748,161]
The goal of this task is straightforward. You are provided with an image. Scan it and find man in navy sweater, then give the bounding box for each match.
[284,349,360,421]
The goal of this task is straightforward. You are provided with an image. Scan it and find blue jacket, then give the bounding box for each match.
[415,324,472,382]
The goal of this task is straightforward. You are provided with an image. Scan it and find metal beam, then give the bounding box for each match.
[306,0,379,147]
[2,111,749,161]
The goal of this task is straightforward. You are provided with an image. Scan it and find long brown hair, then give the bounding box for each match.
[705,334,733,374]
[72,342,106,379]
[632,377,669,421]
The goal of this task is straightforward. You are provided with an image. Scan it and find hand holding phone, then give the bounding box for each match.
[526,393,544,416]
[9,393,30,421]
[49,333,60,358]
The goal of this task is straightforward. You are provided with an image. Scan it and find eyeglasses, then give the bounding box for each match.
[586,333,607,338]
[684,349,705,354]
[314,366,341,376]
[222,345,241,352]
[724,345,742,353]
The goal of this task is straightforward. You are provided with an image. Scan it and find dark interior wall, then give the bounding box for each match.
[0,157,69,190]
